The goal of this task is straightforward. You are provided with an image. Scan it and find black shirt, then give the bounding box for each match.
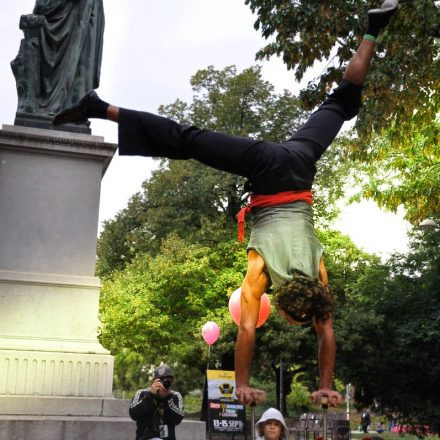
[129,388,184,440]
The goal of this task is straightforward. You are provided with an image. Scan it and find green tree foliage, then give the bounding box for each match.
[159,65,307,139]
[112,350,151,397]
[286,380,312,414]
[99,235,246,353]
[316,228,380,303]
[99,228,377,400]
[244,0,440,225]
[97,65,352,277]
[352,120,440,224]
[99,235,247,394]
[97,192,153,279]
[245,0,439,147]
[335,229,440,434]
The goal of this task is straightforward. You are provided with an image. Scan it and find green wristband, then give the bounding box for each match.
[363,34,377,42]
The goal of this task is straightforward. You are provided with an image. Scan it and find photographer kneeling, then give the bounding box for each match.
[129,364,184,440]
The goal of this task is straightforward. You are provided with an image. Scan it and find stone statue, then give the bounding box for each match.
[11,0,104,132]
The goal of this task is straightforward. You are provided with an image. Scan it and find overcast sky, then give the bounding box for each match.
[0,1,410,258]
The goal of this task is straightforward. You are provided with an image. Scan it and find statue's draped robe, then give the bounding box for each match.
[12,0,104,116]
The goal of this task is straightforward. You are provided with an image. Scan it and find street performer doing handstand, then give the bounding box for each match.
[53,1,398,406]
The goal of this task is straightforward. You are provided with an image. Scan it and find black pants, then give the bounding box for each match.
[118,80,362,195]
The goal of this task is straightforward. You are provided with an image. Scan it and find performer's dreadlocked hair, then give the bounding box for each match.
[275,270,334,323]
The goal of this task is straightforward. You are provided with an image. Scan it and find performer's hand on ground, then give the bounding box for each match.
[311,388,342,406]
[236,385,266,406]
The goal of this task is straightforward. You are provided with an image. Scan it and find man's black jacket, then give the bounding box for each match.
[129,388,184,440]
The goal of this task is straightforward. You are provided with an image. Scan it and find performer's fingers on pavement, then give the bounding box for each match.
[244,391,253,406]
[331,394,342,406]
[249,390,262,405]
[251,394,261,405]
[256,390,266,403]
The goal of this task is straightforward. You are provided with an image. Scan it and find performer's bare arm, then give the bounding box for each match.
[311,317,341,405]
[235,250,269,405]
[310,258,342,406]
[306,42,377,407]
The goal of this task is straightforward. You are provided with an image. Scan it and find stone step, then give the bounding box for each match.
[0,396,130,417]
[0,416,206,440]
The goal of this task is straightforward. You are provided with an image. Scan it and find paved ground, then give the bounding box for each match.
[209,434,249,440]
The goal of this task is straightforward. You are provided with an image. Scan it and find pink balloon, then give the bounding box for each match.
[228,287,271,328]
[202,321,220,345]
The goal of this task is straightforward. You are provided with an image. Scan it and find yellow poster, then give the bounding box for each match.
[207,369,236,400]
[206,369,245,433]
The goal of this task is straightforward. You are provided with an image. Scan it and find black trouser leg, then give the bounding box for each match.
[284,79,363,164]
[118,108,261,178]
[117,80,362,189]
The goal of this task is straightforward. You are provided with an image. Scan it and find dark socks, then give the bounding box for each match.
[53,90,109,125]
[87,96,109,120]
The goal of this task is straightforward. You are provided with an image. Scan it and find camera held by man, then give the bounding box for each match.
[129,364,184,440]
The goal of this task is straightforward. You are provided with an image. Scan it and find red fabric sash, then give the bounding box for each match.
[236,190,313,242]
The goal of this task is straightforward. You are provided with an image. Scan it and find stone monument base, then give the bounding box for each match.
[0,397,206,440]
[14,112,91,134]
[0,125,117,399]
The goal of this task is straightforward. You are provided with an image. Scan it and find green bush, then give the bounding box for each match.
[287,381,311,415]
[184,394,203,415]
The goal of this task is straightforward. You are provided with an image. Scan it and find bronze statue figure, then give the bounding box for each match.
[11,0,104,132]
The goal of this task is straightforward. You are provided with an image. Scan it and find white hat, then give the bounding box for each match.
[255,407,288,440]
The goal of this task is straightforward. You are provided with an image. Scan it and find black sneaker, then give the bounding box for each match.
[368,0,398,19]
[367,0,398,36]
[53,90,100,125]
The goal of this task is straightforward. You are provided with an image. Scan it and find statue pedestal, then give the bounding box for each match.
[0,125,208,439]
[14,112,91,134]
[0,125,116,398]
[0,397,206,440]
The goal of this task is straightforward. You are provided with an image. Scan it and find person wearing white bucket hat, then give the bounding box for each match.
[255,408,289,440]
